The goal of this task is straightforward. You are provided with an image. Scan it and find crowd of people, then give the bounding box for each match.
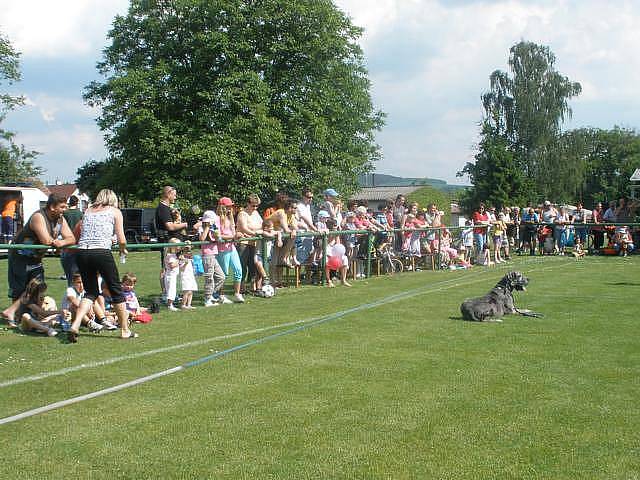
[2,186,638,340]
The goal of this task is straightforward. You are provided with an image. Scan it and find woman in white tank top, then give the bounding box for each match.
[67,189,137,342]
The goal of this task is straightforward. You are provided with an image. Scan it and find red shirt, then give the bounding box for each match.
[472,211,489,234]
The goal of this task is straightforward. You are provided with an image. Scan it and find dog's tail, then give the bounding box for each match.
[515,308,544,318]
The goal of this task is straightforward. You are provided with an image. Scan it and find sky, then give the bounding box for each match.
[1,0,639,186]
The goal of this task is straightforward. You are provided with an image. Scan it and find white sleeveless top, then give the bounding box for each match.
[78,208,116,250]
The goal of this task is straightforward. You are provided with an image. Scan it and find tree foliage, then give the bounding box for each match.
[458,121,530,211]
[459,41,581,209]
[558,127,640,207]
[0,31,42,184]
[83,0,384,207]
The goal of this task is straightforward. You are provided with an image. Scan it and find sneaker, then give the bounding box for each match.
[47,328,59,337]
[87,319,104,333]
[167,305,179,312]
[233,293,245,303]
[219,295,233,305]
[101,318,118,331]
[204,298,219,307]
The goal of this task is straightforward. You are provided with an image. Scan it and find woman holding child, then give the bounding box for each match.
[67,189,137,342]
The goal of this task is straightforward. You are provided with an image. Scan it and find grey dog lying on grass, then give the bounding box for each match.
[460,271,543,322]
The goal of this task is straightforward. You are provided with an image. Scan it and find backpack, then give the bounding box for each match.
[192,254,205,275]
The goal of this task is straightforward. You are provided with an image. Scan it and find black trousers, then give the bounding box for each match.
[75,249,124,304]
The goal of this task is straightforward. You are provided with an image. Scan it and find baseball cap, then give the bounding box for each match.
[345,211,355,217]
[317,210,330,218]
[218,197,234,206]
[356,206,367,214]
[543,200,551,206]
[201,210,216,223]
[323,188,338,197]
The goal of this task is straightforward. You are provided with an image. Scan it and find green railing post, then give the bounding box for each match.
[366,231,373,278]
[321,231,327,286]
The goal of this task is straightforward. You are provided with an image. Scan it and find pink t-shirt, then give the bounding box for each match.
[201,214,221,256]
[354,216,372,229]
[216,217,236,253]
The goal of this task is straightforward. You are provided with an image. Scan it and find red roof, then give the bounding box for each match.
[45,184,78,199]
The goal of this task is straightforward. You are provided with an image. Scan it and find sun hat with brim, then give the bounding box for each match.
[323,188,338,197]
[317,210,330,218]
[218,197,234,206]
[201,210,217,223]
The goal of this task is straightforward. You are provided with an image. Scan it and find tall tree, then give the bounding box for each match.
[458,121,530,211]
[461,41,581,207]
[83,0,384,206]
[0,31,42,184]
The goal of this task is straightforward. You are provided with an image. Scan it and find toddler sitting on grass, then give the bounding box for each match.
[18,278,70,337]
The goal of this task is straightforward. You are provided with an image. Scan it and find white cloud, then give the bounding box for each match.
[2,0,639,185]
[0,0,129,58]
[13,126,106,182]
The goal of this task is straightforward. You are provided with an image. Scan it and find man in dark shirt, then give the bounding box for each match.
[60,195,83,285]
[3,193,75,327]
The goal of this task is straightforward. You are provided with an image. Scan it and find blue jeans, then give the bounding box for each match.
[217,249,243,282]
[295,236,314,264]
[473,232,485,258]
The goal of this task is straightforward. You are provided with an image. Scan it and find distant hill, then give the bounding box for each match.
[358,174,468,194]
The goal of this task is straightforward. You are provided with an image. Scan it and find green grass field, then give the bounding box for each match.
[1,253,639,479]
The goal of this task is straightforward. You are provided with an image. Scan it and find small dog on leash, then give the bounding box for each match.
[460,271,542,322]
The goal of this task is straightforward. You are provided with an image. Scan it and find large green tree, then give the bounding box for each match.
[460,41,581,208]
[0,31,42,184]
[557,127,640,207]
[83,0,384,207]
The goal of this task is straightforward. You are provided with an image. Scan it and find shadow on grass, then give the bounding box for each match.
[604,281,640,286]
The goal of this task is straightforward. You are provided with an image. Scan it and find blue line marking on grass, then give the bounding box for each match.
[0,260,560,426]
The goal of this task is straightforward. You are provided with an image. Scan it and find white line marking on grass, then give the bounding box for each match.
[0,261,567,425]
[1,270,494,389]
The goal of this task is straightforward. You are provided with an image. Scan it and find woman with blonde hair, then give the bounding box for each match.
[216,197,245,303]
[67,189,137,341]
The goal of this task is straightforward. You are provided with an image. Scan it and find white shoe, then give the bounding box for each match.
[168,305,179,312]
[204,298,219,307]
[86,319,104,332]
[47,328,59,337]
[219,295,233,305]
[233,293,245,303]
[101,319,118,330]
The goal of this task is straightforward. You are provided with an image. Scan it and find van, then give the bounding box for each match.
[0,185,49,243]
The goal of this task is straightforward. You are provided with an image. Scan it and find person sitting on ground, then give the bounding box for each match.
[62,273,117,331]
[18,278,70,337]
[121,272,152,322]
[614,226,635,256]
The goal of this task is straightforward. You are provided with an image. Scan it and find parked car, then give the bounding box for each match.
[121,208,158,244]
